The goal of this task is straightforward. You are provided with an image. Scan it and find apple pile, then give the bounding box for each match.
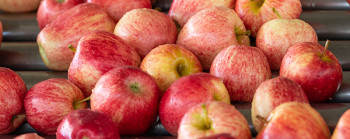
[0,0,347,138]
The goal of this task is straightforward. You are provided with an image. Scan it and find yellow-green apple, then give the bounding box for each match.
[0,21,2,48]
[280,41,343,102]
[332,109,350,139]
[24,78,87,135]
[256,19,318,70]
[256,102,330,139]
[86,0,151,22]
[0,0,41,13]
[56,109,120,139]
[37,3,115,71]
[159,73,230,135]
[91,66,160,135]
[68,31,140,97]
[178,101,251,139]
[140,44,202,93]
[210,45,271,102]
[168,0,235,27]
[14,133,44,139]
[0,67,27,134]
[251,76,309,132]
[235,0,302,37]
[177,7,250,70]
[114,8,177,58]
[37,0,85,30]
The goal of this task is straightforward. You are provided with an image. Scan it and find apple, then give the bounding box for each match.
[280,41,343,102]
[168,0,235,27]
[91,66,160,135]
[178,101,251,139]
[37,3,115,71]
[256,102,330,139]
[140,44,202,93]
[14,133,44,139]
[86,0,151,22]
[114,8,177,58]
[68,31,140,97]
[159,72,231,135]
[332,109,350,139]
[251,76,309,132]
[0,0,41,13]
[36,0,85,30]
[235,0,302,37]
[56,109,120,139]
[24,78,87,135]
[177,7,250,70]
[256,19,318,70]
[210,45,271,102]
[0,67,27,134]
[0,21,2,48]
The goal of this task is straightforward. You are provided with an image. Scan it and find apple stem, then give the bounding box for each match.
[74,96,91,106]
[272,8,282,19]
[256,115,268,125]
[68,44,76,53]
[57,0,65,3]
[201,104,211,130]
[321,40,330,58]
[154,7,162,12]
[236,30,251,36]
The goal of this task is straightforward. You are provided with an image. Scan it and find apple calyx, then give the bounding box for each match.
[73,96,90,110]
[319,40,333,62]
[130,82,141,93]
[175,58,188,77]
[68,44,76,53]
[57,0,65,3]
[272,8,282,19]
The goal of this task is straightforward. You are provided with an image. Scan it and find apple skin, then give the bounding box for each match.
[114,8,177,58]
[140,44,202,93]
[14,133,44,139]
[91,66,160,135]
[332,109,350,139]
[37,3,115,71]
[256,19,318,70]
[159,72,231,135]
[251,76,309,132]
[0,0,41,13]
[68,31,140,97]
[56,109,120,139]
[0,67,27,134]
[235,0,302,37]
[0,21,2,48]
[178,102,251,139]
[280,42,343,102]
[199,133,236,139]
[168,0,235,27]
[36,0,85,30]
[177,7,250,71]
[86,0,151,22]
[210,45,271,102]
[256,102,330,139]
[24,78,87,135]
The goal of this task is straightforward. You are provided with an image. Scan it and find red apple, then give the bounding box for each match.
[0,21,2,48]
[14,133,44,139]
[256,102,330,139]
[177,7,250,70]
[280,41,343,102]
[332,109,350,139]
[256,19,318,70]
[37,0,85,30]
[68,31,140,97]
[168,0,235,27]
[0,0,41,13]
[0,67,27,134]
[37,3,115,71]
[140,44,202,93]
[114,8,177,58]
[56,109,120,139]
[178,102,251,139]
[235,0,302,37]
[210,45,271,102]
[86,0,151,22]
[159,72,231,135]
[251,76,309,132]
[91,66,160,135]
[24,78,87,135]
